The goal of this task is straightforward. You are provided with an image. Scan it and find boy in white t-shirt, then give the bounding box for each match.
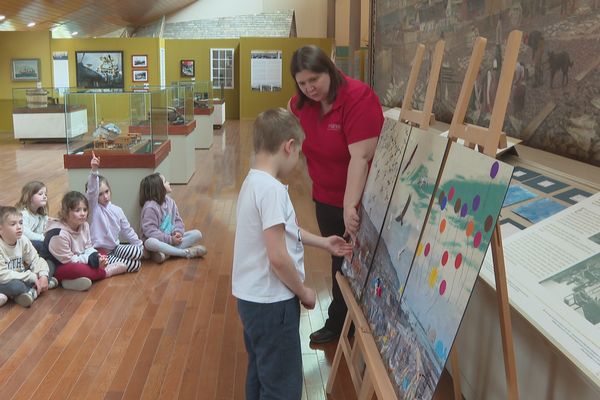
[233,108,352,400]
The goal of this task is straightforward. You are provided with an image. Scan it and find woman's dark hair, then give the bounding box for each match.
[139,173,166,207]
[290,45,344,109]
[58,191,88,221]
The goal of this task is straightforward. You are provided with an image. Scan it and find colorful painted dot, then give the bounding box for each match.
[439,280,447,295]
[455,253,462,269]
[484,215,493,232]
[402,377,410,391]
[439,191,446,207]
[460,203,468,217]
[441,250,449,266]
[428,268,438,288]
[439,218,447,233]
[465,220,474,237]
[490,161,499,178]
[448,186,455,201]
[440,195,447,210]
[474,231,482,248]
[416,242,424,256]
[424,243,431,257]
[472,195,481,212]
[454,198,462,213]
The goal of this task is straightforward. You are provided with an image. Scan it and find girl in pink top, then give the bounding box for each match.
[45,191,127,291]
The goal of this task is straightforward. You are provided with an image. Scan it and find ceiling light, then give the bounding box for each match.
[0,15,6,21]
[71,31,78,36]
[27,22,36,27]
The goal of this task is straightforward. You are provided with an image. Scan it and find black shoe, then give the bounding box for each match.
[309,327,340,344]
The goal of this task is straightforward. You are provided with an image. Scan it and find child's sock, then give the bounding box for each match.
[0,293,7,307]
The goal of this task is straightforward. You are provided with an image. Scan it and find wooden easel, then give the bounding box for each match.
[446,31,522,400]
[327,32,522,399]
[326,39,446,400]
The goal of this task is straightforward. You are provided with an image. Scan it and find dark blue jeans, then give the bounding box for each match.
[237,297,302,400]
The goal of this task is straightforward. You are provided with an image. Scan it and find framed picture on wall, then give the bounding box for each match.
[132,69,148,82]
[11,58,41,81]
[180,59,195,77]
[132,55,148,68]
[75,51,124,89]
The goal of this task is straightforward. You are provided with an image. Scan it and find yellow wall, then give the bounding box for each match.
[0,31,53,132]
[164,39,240,119]
[51,38,162,90]
[238,37,333,119]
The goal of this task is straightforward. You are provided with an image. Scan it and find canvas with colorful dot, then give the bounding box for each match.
[341,118,411,298]
[386,141,513,398]
[359,128,449,358]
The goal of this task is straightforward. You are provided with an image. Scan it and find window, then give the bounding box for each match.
[210,48,234,89]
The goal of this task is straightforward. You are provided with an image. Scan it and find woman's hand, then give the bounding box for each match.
[343,206,360,240]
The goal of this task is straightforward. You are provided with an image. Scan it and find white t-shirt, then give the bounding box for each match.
[232,169,305,303]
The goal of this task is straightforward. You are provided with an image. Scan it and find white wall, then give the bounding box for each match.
[166,0,328,38]
[167,0,263,22]
[263,0,327,38]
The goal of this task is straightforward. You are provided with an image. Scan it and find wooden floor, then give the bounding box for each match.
[0,121,455,399]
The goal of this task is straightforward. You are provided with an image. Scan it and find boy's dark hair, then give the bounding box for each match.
[58,191,88,221]
[15,181,48,216]
[84,174,111,193]
[0,206,22,225]
[139,173,166,207]
[253,108,305,154]
[290,45,344,110]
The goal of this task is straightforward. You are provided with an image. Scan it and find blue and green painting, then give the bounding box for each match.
[392,142,513,399]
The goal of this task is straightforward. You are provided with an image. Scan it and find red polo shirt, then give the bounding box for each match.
[290,74,384,208]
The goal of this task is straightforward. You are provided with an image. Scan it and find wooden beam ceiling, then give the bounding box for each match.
[0,0,196,37]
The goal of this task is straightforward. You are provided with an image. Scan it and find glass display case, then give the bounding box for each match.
[12,87,69,110]
[191,81,214,110]
[12,86,88,139]
[63,89,168,155]
[167,82,194,125]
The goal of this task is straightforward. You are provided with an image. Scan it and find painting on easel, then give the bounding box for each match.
[389,142,513,399]
[341,119,411,298]
[360,128,449,359]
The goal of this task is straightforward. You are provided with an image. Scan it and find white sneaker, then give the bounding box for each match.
[0,293,8,307]
[105,262,127,277]
[150,251,167,264]
[48,277,59,290]
[185,245,207,258]
[61,277,92,291]
[15,288,37,308]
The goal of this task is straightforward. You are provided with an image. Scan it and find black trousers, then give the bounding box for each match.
[315,201,347,334]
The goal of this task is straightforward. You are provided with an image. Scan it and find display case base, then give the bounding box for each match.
[193,108,214,149]
[64,141,171,233]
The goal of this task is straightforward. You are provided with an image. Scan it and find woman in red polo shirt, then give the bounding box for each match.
[288,45,384,344]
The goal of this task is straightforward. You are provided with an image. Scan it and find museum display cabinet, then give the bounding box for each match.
[187,80,215,149]
[63,89,171,231]
[212,81,226,128]
[12,87,87,140]
[132,84,197,183]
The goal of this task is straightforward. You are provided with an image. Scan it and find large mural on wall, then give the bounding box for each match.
[372,0,600,165]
